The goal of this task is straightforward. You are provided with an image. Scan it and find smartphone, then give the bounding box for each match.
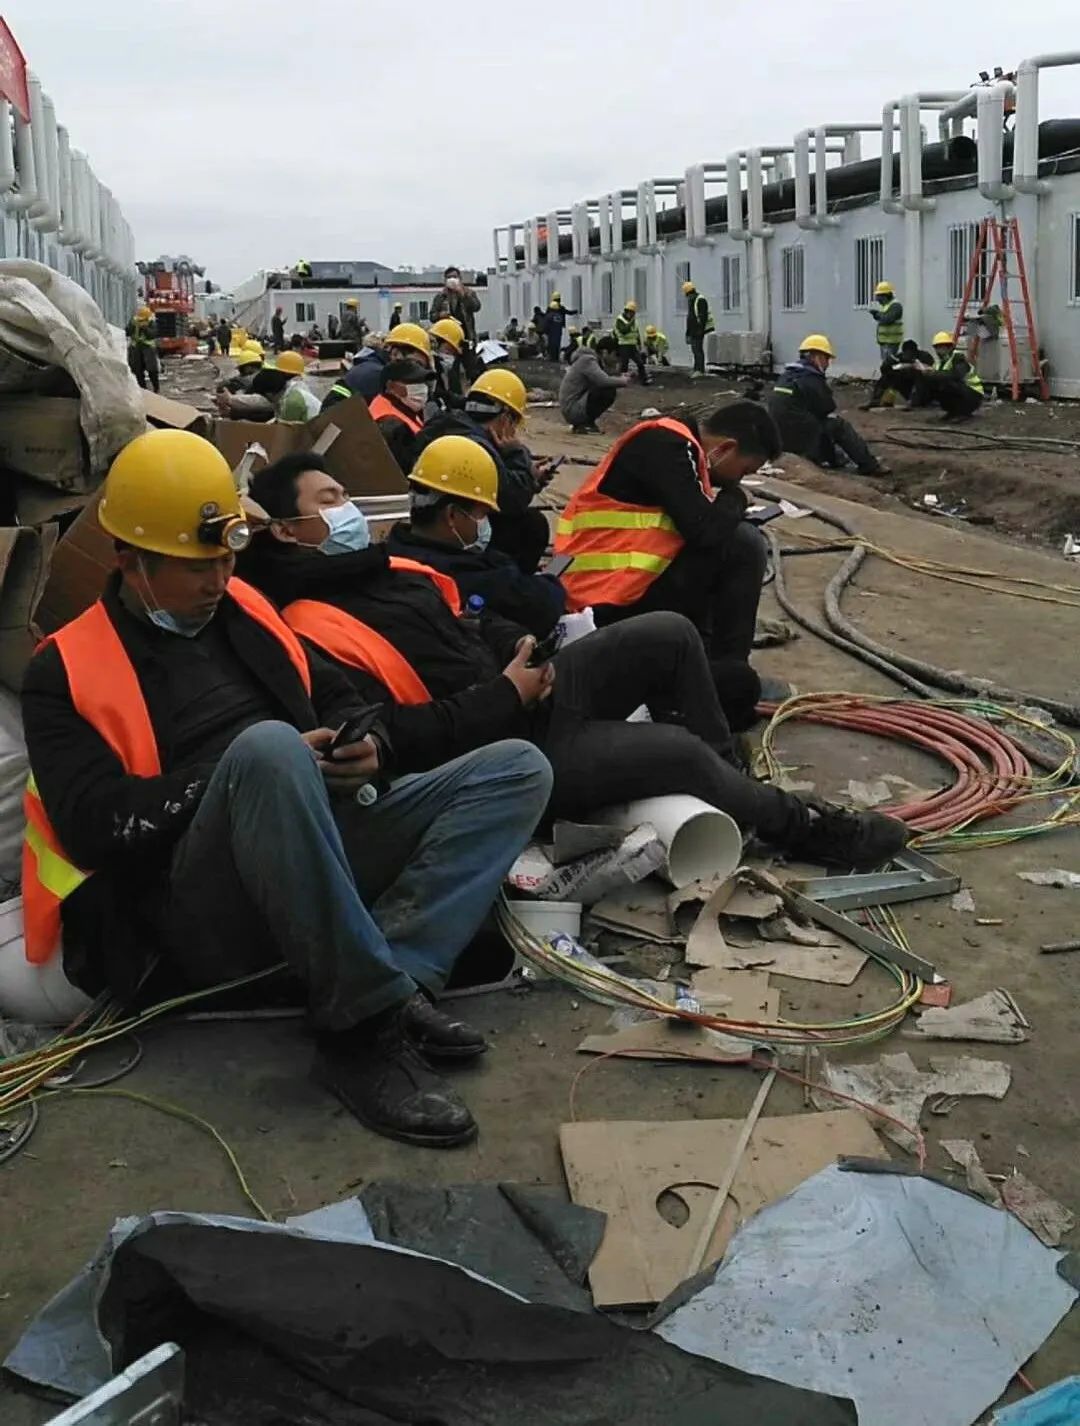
[546,454,567,475]
[329,707,381,754]
[526,630,561,668]
[745,501,785,526]
[545,552,575,580]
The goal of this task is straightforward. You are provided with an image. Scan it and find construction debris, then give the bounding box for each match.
[942,1139,1076,1246]
[1017,869,1080,889]
[908,989,1029,1044]
[812,1051,1012,1153]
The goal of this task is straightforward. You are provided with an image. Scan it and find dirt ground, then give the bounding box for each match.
[2,355,1079,1422]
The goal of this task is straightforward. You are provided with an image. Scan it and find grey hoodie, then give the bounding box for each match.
[559,345,623,425]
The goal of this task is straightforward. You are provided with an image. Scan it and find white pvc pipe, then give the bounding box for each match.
[40,95,60,232]
[597,796,743,889]
[978,82,1014,200]
[69,149,87,251]
[56,124,78,245]
[0,100,14,196]
[900,91,968,211]
[794,130,815,229]
[82,165,100,260]
[726,150,746,240]
[10,110,36,213]
[1015,52,1080,193]
[938,88,979,140]
[881,102,902,213]
[27,74,53,227]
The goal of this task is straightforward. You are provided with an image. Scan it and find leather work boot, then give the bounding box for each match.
[403,992,488,1062]
[314,1007,478,1148]
[787,800,910,871]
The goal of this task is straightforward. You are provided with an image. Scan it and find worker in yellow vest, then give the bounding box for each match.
[126,306,160,393]
[240,439,909,872]
[644,325,671,366]
[911,332,985,420]
[21,428,551,1147]
[613,299,650,385]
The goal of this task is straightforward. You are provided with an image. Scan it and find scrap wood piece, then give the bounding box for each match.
[812,1052,1012,1154]
[908,989,1029,1044]
[559,1110,888,1309]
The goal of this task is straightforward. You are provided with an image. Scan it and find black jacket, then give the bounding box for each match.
[372,393,423,473]
[22,576,377,997]
[236,539,527,753]
[385,522,566,637]
[685,292,712,341]
[597,418,749,553]
[412,410,539,517]
[766,359,836,456]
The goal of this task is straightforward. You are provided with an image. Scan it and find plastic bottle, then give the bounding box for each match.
[464,594,485,621]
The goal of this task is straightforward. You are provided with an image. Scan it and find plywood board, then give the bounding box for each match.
[560,1110,888,1308]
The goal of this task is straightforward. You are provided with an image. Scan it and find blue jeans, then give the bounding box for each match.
[165,723,551,1030]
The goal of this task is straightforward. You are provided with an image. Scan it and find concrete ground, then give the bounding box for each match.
[3,371,1079,1422]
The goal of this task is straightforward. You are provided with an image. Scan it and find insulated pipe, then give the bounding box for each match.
[0,101,15,198]
[899,91,968,211]
[938,88,979,139]
[1015,52,1080,194]
[726,151,747,240]
[814,125,891,227]
[978,82,1015,200]
[40,96,60,231]
[69,150,88,251]
[27,74,54,227]
[880,103,902,213]
[82,166,101,261]
[56,124,79,246]
[9,109,37,214]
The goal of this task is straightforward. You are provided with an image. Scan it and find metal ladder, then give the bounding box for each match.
[952,215,1049,401]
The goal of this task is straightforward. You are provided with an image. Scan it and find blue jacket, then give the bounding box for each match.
[341,347,388,400]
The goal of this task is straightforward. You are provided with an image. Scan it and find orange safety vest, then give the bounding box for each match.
[554,417,712,610]
[281,557,458,706]
[368,394,424,434]
[21,579,312,968]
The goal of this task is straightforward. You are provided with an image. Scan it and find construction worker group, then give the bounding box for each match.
[68,272,986,1147]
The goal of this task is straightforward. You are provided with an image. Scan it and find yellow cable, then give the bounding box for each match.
[38,1085,272,1222]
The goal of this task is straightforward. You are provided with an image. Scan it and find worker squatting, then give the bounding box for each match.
[40,282,940,1149]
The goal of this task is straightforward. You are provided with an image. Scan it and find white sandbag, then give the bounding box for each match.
[0,897,92,1024]
[0,688,26,892]
[0,259,146,471]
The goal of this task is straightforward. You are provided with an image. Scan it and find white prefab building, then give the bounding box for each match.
[489,56,1080,397]
[0,51,136,326]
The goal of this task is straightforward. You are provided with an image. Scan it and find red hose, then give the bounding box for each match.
[764,698,1033,833]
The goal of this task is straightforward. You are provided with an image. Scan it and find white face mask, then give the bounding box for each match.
[403,383,429,412]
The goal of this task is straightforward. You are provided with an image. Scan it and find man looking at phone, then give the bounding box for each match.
[241,437,908,870]
[554,401,787,729]
[21,431,552,1150]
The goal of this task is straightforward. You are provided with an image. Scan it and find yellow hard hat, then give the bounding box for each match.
[468,368,527,418]
[274,350,307,375]
[874,281,894,297]
[410,435,500,511]
[137,306,152,321]
[387,322,432,361]
[624,299,637,312]
[243,339,264,357]
[645,324,658,336]
[550,292,561,303]
[99,430,249,559]
[568,326,580,337]
[429,317,465,352]
[234,349,262,368]
[681,281,696,295]
[800,333,836,358]
[345,297,359,307]
[932,330,955,346]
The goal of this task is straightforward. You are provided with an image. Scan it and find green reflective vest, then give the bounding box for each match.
[873,301,903,347]
[613,311,640,346]
[692,294,715,335]
[936,351,984,394]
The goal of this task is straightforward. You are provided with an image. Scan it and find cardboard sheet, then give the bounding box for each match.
[34,494,111,635]
[213,392,407,497]
[0,524,58,690]
[689,969,780,1020]
[0,395,91,490]
[142,390,212,436]
[576,1019,754,1065]
[560,1110,888,1307]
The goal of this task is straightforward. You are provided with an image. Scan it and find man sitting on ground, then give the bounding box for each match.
[767,334,889,477]
[21,430,551,1150]
[366,358,433,473]
[864,338,933,410]
[555,401,785,730]
[412,368,553,576]
[323,324,433,408]
[559,335,629,433]
[241,437,908,867]
[911,332,985,421]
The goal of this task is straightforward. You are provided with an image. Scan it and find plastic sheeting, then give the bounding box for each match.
[994,1376,1080,1423]
[0,259,145,471]
[8,1198,857,1425]
[654,1164,1077,1426]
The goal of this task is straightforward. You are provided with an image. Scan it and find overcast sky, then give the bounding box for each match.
[6,0,1079,289]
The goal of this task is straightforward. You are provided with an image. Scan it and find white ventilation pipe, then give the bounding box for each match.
[27,75,56,228]
[9,108,37,213]
[40,95,61,232]
[977,81,1016,201]
[797,124,893,229]
[69,149,89,251]
[56,124,78,246]
[0,100,15,198]
[1014,52,1080,194]
[899,91,968,211]
[937,88,980,139]
[880,103,902,213]
[82,165,101,261]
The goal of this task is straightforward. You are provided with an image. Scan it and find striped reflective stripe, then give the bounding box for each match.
[330,383,351,398]
[24,815,87,901]
[564,551,672,574]
[556,509,677,535]
[773,386,794,395]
